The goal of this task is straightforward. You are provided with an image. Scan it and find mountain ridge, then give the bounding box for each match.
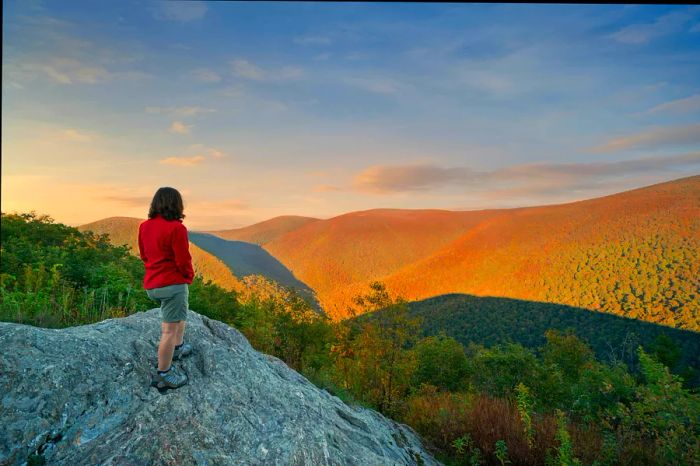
[206,215,321,245]
[78,217,243,293]
[79,176,700,327]
[260,175,700,323]
[377,175,699,327]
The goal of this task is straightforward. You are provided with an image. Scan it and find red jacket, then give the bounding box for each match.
[138,214,194,289]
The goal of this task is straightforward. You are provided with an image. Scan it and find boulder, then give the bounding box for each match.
[0,309,439,465]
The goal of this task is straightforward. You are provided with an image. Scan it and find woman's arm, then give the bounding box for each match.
[138,226,148,263]
[172,223,194,281]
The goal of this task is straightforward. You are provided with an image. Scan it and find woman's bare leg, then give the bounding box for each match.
[175,321,185,346]
[158,321,180,371]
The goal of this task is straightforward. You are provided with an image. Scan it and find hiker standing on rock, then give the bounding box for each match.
[138,187,194,391]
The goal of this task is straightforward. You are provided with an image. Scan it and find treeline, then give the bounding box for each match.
[2,212,699,465]
[1,212,152,326]
[399,294,700,386]
[328,284,700,465]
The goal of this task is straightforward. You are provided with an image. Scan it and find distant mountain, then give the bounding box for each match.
[78,217,242,292]
[188,232,320,310]
[263,208,504,319]
[78,218,320,310]
[207,215,320,245]
[82,176,700,329]
[78,217,141,253]
[381,176,700,329]
[260,176,700,327]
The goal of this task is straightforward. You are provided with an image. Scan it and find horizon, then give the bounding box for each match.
[3,2,700,230]
[13,173,696,231]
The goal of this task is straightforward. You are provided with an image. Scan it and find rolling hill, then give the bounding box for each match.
[207,215,320,245]
[77,218,320,309]
[365,294,700,383]
[78,217,242,293]
[80,176,700,330]
[188,232,320,310]
[263,208,505,318]
[259,176,700,327]
[380,176,700,329]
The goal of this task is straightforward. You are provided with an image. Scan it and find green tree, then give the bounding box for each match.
[332,282,421,415]
[614,347,700,464]
[413,333,469,392]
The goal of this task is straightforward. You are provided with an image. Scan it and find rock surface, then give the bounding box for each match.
[0,309,439,466]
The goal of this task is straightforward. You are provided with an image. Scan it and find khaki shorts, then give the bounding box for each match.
[146,283,189,323]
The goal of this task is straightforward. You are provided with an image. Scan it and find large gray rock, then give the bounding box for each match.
[0,309,439,466]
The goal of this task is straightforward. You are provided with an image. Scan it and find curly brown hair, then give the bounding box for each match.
[148,187,185,221]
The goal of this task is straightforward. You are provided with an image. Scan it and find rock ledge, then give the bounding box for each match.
[0,309,438,465]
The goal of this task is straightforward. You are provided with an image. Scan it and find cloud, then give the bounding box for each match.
[152,1,207,22]
[232,59,265,80]
[220,85,245,98]
[208,148,225,159]
[169,121,192,134]
[343,76,404,94]
[60,128,95,142]
[488,152,700,180]
[101,194,152,207]
[345,52,370,61]
[590,123,700,152]
[353,163,473,193]
[189,199,249,213]
[457,70,514,96]
[159,155,205,166]
[0,177,153,225]
[4,57,149,85]
[351,153,700,195]
[2,20,149,87]
[642,94,700,115]
[313,184,343,193]
[147,106,215,118]
[294,36,331,46]
[182,199,254,229]
[611,9,697,44]
[278,66,304,80]
[189,144,227,158]
[191,68,222,82]
[8,57,109,84]
[17,14,74,28]
[231,58,304,81]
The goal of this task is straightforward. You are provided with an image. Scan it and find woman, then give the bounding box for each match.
[138,187,194,391]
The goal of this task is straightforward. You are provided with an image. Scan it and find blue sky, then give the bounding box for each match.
[2,1,700,229]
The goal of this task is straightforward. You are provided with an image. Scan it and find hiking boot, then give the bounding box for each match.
[151,365,188,392]
[173,342,193,360]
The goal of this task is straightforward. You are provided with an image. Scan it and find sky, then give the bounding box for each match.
[2,1,700,230]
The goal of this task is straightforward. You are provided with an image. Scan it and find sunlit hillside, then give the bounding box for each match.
[262,208,505,318]
[207,215,320,245]
[263,176,700,326]
[380,176,700,329]
[78,217,242,293]
[78,176,700,328]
